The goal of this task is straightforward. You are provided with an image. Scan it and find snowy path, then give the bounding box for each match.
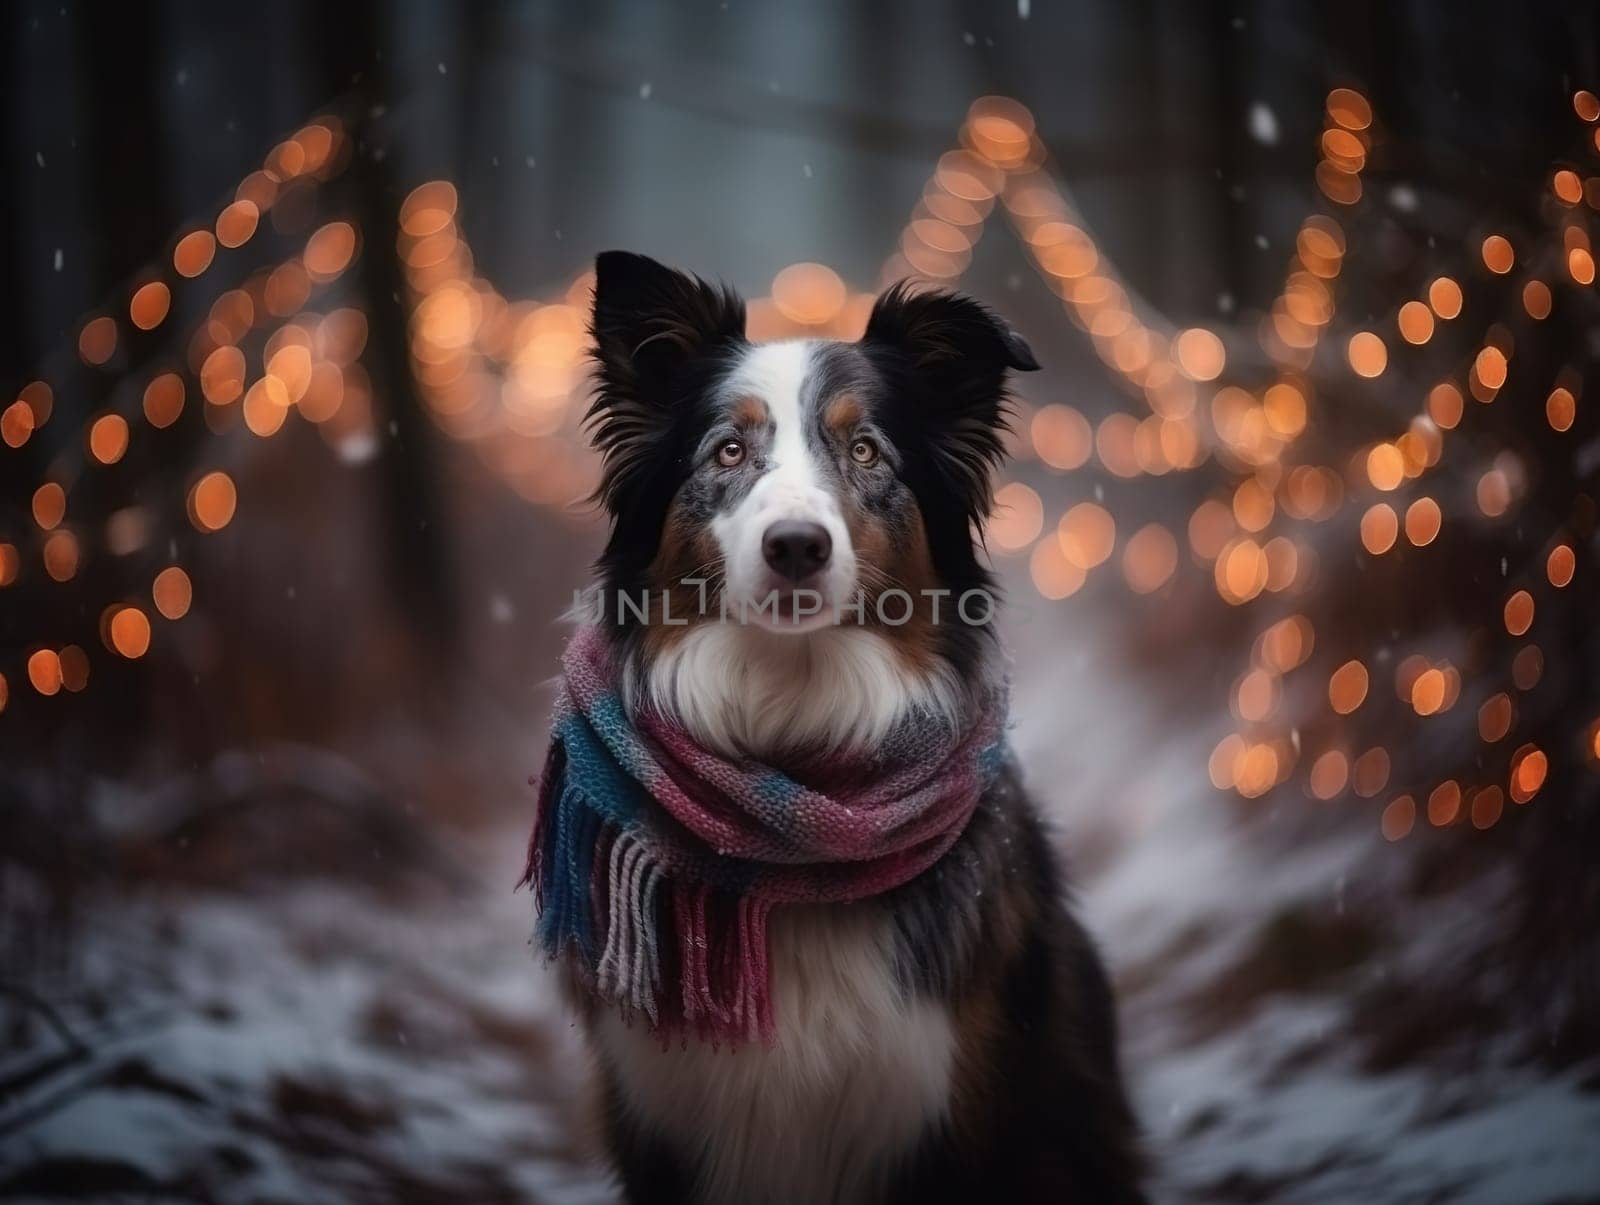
[4,601,1597,1202]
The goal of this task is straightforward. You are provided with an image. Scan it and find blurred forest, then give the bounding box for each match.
[3,2,1599,1201]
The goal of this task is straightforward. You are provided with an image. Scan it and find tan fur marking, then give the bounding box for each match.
[640,494,724,658]
[732,394,769,428]
[844,500,943,674]
[824,393,863,433]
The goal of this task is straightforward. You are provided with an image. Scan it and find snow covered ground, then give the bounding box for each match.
[1007,602,1600,1203]
[3,579,1597,1204]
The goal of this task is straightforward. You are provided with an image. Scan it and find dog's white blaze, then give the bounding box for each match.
[749,340,819,492]
[712,341,856,625]
[596,905,956,1205]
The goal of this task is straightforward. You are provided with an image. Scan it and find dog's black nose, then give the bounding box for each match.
[762,520,832,582]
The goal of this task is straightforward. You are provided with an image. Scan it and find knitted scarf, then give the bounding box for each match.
[521,625,1007,1044]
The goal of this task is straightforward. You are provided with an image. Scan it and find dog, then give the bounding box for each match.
[551,250,1145,1204]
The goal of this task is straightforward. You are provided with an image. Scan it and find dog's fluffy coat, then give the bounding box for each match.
[556,251,1144,1203]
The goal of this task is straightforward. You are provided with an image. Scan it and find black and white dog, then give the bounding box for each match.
[567,250,1145,1203]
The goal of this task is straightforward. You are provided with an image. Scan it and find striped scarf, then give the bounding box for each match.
[521,625,1007,1044]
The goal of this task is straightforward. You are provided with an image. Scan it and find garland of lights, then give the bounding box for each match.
[3,89,1598,841]
[1204,94,1598,834]
[2,116,367,707]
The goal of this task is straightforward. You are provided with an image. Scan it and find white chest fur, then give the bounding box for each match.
[594,902,956,1205]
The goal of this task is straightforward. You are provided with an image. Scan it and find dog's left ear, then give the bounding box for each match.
[861,283,1038,525]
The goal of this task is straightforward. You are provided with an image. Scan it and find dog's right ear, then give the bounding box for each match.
[591,250,746,396]
[587,251,746,514]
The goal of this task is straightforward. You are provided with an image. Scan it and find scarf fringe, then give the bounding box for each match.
[672,882,774,1044]
[528,768,774,1044]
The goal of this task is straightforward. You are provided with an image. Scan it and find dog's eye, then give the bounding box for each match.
[850,438,880,466]
[716,439,746,468]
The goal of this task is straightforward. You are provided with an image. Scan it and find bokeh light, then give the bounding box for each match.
[989,482,1043,551]
[1471,785,1505,830]
[1346,331,1387,377]
[78,316,118,365]
[1353,748,1390,797]
[1503,589,1534,636]
[1329,660,1369,714]
[1029,537,1085,599]
[1397,300,1434,344]
[1427,276,1463,318]
[152,566,194,619]
[129,281,171,330]
[1479,692,1514,742]
[27,649,63,696]
[1381,795,1416,841]
[32,483,66,530]
[58,645,89,693]
[1427,780,1462,826]
[305,221,358,281]
[771,263,848,325]
[3,400,35,447]
[43,531,80,582]
[1480,234,1514,274]
[1122,523,1177,593]
[188,471,238,532]
[107,606,152,659]
[216,199,261,248]
[1404,497,1441,546]
[1174,328,1225,380]
[1360,503,1398,554]
[1031,404,1092,470]
[1546,386,1576,431]
[88,414,130,464]
[1509,745,1547,803]
[174,229,217,277]
[1546,544,1574,587]
[1057,502,1115,569]
[143,373,186,427]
